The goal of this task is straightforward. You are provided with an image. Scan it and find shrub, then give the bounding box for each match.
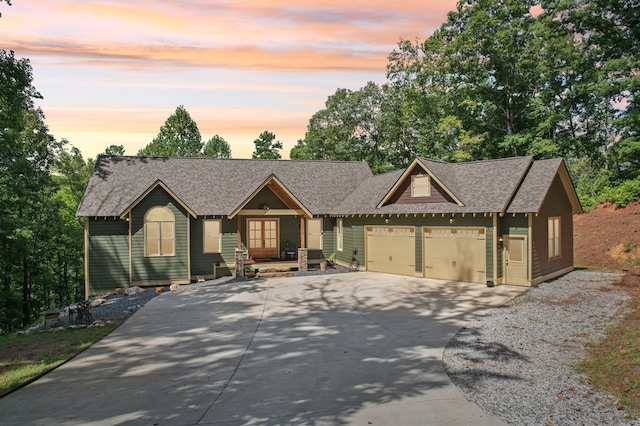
[599,178,640,208]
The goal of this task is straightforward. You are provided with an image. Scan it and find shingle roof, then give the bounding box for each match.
[335,156,534,215]
[506,158,581,214]
[76,156,373,217]
[77,155,580,218]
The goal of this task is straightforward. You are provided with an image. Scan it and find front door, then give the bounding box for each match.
[504,235,528,285]
[247,219,279,259]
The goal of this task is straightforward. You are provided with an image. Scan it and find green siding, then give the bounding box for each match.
[342,215,493,277]
[87,218,129,295]
[319,217,335,260]
[280,216,300,254]
[130,187,189,284]
[190,217,233,278]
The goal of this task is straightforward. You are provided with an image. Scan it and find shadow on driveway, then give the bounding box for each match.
[0,273,524,425]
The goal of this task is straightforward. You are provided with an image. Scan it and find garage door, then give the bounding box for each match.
[366,226,416,276]
[423,227,486,283]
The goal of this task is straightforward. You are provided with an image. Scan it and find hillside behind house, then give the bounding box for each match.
[574,202,640,271]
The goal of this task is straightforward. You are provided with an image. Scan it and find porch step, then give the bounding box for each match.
[258,271,295,278]
[256,267,295,279]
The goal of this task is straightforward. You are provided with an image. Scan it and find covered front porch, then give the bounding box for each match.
[228,174,326,277]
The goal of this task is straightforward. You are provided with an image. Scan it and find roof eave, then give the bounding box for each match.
[119,180,197,219]
[376,159,464,208]
[228,174,313,219]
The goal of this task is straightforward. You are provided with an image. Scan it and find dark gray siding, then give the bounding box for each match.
[531,175,574,278]
[130,187,189,284]
[87,218,129,295]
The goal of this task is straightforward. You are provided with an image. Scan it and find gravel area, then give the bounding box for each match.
[443,270,638,425]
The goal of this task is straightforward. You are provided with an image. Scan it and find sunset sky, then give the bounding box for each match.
[1,1,458,159]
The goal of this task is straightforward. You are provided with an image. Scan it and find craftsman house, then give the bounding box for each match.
[77,156,582,297]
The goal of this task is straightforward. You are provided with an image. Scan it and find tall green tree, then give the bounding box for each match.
[53,146,94,304]
[137,105,203,157]
[0,50,65,331]
[252,131,283,159]
[203,134,232,158]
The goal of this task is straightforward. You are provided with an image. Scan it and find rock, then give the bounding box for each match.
[114,287,124,295]
[90,298,106,307]
[155,287,167,293]
[170,284,181,291]
[125,286,145,295]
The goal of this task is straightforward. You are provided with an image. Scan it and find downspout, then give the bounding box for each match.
[490,212,499,287]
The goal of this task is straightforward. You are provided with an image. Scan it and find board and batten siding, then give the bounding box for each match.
[531,174,575,281]
[86,218,129,296]
[384,168,455,205]
[130,187,190,285]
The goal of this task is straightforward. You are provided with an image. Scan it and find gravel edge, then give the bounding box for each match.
[442,270,638,425]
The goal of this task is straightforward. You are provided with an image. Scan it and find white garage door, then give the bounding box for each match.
[423,227,486,283]
[366,226,416,276]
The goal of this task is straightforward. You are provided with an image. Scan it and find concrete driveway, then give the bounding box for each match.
[0,272,523,425]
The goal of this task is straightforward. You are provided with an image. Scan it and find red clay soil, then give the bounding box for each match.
[574,201,640,271]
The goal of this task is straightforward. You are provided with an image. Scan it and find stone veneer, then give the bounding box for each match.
[298,248,308,272]
[234,249,245,277]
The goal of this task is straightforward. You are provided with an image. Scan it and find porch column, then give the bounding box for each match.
[298,248,308,272]
[237,216,241,248]
[234,248,245,277]
[300,216,306,248]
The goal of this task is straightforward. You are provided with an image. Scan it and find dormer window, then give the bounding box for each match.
[411,174,431,197]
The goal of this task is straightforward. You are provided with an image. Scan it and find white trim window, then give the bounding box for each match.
[337,218,344,252]
[145,206,175,257]
[411,174,431,197]
[203,219,222,253]
[307,218,323,250]
[548,217,561,259]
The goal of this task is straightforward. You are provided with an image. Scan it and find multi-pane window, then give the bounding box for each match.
[548,217,561,259]
[203,219,222,253]
[145,206,175,257]
[337,218,344,252]
[411,174,431,197]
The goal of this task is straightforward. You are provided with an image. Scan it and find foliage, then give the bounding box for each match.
[137,105,203,157]
[295,0,640,205]
[0,50,78,333]
[600,178,640,208]
[252,131,283,159]
[101,144,125,156]
[203,134,232,158]
[0,325,116,394]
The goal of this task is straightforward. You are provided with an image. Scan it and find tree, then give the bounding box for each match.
[252,131,283,159]
[0,50,66,331]
[137,106,203,157]
[101,144,125,156]
[203,135,231,158]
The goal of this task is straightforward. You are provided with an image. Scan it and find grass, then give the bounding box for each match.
[0,325,116,395]
[576,272,640,416]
